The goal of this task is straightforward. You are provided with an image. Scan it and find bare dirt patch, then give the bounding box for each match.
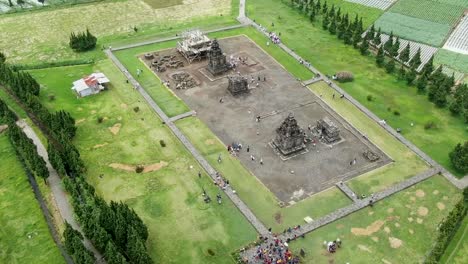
[408,217,413,222]
[109,163,135,172]
[394,223,400,228]
[384,227,391,233]
[143,161,168,173]
[433,190,439,195]
[443,196,448,200]
[75,118,86,124]
[418,207,429,217]
[91,110,97,114]
[121,103,128,109]
[415,189,425,198]
[371,236,379,242]
[437,202,446,210]
[410,196,416,201]
[0,124,8,133]
[389,237,403,248]
[109,123,122,135]
[368,211,374,215]
[409,229,414,234]
[382,259,392,264]
[387,208,394,213]
[274,212,282,224]
[93,143,108,149]
[205,139,216,145]
[351,220,385,236]
[416,218,423,224]
[358,244,372,253]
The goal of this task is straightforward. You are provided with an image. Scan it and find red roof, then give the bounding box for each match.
[83,75,98,87]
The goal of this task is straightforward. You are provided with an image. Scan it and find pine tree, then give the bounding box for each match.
[359,34,369,55]
[383,31,393,53]
[0,52,5,64]
[397,64,406,80]
[344,25,353,45]
[322,1,327,14]
[421,55,434,77]
[374,27,382,45]
[406,69,417,85]
[399,43,410,62]
[336,7,341,20]
[416,75,428,93]
[329,16,337,34]
[309,8,316,22]
[385,58,395,73]
[449,142,468,173]
[391,36,400,57]
[409,47,422,69]
[352,29,361,48]
[315,0,321,11]
[376,46,385,67]
[368,24,375,40]
[105,242,128,264]
[322,13,329,30]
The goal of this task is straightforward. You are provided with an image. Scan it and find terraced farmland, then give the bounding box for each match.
[345,0,396,10]
[374,0,467,47]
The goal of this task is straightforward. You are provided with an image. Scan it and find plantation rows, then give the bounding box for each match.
[345,0,395,10]
[443,15,468,55]
[390,0,465,25]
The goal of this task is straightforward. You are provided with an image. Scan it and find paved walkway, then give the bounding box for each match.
[17,120,104,263]
[168,110,196,122]
[336,181,358,202]
[302,76,323,86]
[106,50,270,237]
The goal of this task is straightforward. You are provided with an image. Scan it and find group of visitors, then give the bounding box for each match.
[268,32,281,45]
[251,236,299,264]
[324,239,342,253]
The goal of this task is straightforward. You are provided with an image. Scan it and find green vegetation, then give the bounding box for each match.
[29,61,257,263]
[290,175,462,263]
[440,215,468,264]
[449,142,468,174]
[142,0,182,9]
[0,133,64,264]
[248,0,468,176]
[113,27,313,117]
[69,29,97,52]
[390,0,465,25]
[435,49,468,74]
[374,12,450,46]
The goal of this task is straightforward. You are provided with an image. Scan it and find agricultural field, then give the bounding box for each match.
[248,0,468,176]
[345,0,396,10]
[0,0,233,64]
[290,175,462,263]
[0,133,64,264]
[443,15,468,55]
[29,60,257,264]
[374,0,467,47]
[435,49,468,82]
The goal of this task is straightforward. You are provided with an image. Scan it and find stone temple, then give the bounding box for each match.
[273,114,306,155]
[227,75,249,96]
[314,117,340,143]
[207,39,230,75]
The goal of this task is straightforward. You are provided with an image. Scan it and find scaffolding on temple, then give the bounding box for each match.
[177,30,212,63]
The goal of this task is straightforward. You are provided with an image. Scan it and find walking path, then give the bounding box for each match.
[336,181,358,202]
[302,76,323,86]
[168,110,196,122]
[17,120,104,263]
[105,50,270,237]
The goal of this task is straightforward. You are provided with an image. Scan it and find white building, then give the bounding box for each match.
[72,72,110,97]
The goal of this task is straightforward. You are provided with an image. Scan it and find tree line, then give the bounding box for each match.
[0,99,49,183]
[289,0,468,174]
[0,56,153,263]
[69,29,97,52]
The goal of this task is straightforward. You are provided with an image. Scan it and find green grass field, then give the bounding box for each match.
[290,175,462,263]
[248,0,468,176]
[440,215,468,264]
[0,133,64,264]
[113,27,313,118]
[29,60,257,264]
[0,0,233,64]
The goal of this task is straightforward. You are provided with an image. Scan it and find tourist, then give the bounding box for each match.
[260,158,263,165]
[264,76,266,81]
[198,171,201,178]
[247,145,250,152]
[267,41,270,46]
[333,93,335,99]
[218,154,222,163]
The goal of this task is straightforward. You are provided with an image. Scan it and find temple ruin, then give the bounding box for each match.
[207,39,230,75]
[177,30,212,63]
[314,117,340,143]
[227,75,249,95]
[273,114,306,155]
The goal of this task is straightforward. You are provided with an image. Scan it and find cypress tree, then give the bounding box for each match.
[399,43,410,62]
[391,36,400,57]
[0,52,5,63]
[344,25,353,45]
[376,46,385,67]
[385,58,395,73]
[374,27,382,45]
[416,75,428,93]
[322,1,327,14]
[383,31,393,53]
[360,34,369,55]
[322,13,329,30]
[315,0,321,11]
[421,55,434,77]
[406,69,417,85]
[329,16,337,34]
[397,64,406,80]
[409,47,422,69]
[353,29,361,48]
[309,7,316,22]
[368,24,375,40]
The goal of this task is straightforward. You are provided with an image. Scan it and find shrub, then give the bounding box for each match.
[367,95,373,102]
[335,71,354,82]
[449,142,468,173]
[424,121,436,130]
[133,106,140,113]
[69,29,97,52]
[48,94,55,101]
[159,140,166,147]
[393,110,400,116]
[135,165,144,173]
[97,116,104,123]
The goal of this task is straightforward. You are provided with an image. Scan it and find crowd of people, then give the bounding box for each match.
[251,236,300,264]
[269,32,281,44]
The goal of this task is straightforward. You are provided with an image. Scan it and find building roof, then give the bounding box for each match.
[72,72,110,93]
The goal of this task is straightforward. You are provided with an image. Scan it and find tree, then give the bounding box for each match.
[309,8,316,22]
[428,83,448,107]
[409,47,422,69]
[421,55,434,77]
[399,43,410,62]
[352,29,361,48]
[322,13,329,30]
[315,0,321,11]
[0,52,5,64]
[449,142,468,173]
[449,84,468,117]
[329,16,337,34]
[391,36,400,57]
[17,0,24,7]
[359,34,369,55]
[343,25,353,45]
[368,24,376,40]
[385,58,395,73]
[376,46,385,67]
[397,64,406,80]
[322,1,327,14]
[416,75,428,93]
[105,242,128,264]
[69,29,97,52]
[383,31,393,53]
[374,27,381,45]
[405,69,416,85]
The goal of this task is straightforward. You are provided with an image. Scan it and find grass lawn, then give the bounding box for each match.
[290,175,462,263]
[309,81,429,195]
[248,0,468,176]
[440,215,468,264]
[114,27,313,118]
[0,0,234,64]
[0,133,64,264]
[29,60,257,263]
[176,116,351,233]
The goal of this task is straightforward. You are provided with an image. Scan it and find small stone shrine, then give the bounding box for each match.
[363,150,380,162]
[273,114,306,155]
[314,117,340,143]
[227,75,249,95]
[207,39,230,75]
